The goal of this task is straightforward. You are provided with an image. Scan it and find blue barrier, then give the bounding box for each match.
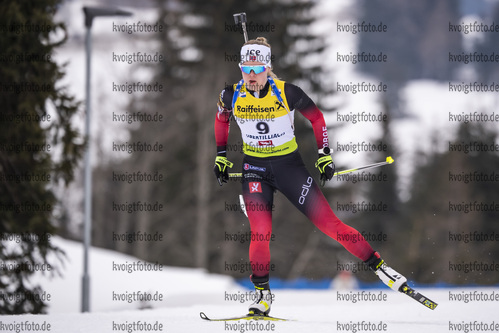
[235,278,499,290]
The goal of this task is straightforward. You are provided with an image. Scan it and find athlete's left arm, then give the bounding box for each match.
[285,83,329,151]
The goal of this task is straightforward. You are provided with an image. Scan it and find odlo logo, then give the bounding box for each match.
[299,177,313,205]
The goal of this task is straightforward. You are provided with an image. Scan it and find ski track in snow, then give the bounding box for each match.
[2,289,499,332]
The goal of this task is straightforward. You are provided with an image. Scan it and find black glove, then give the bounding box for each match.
[213,156,233,186]
[315,149,335,187]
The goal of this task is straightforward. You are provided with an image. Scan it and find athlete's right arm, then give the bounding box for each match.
[214,87,233,154]
[214,87,235,186]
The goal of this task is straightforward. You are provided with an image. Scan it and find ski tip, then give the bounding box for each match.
[425,300,438,310]
[399,283,438,310]
[200,312,209,320]
[386,156,394,164]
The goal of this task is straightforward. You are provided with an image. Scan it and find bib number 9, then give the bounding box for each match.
[256,122,269,134]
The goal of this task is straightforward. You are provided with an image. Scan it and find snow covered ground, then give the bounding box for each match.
[1,237,498,333]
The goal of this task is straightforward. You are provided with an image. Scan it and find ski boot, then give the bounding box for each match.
[365,252,407,292]
[248,274,273,316]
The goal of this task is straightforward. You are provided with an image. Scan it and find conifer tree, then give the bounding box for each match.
[405,122,499,284]
[0,0,84,314]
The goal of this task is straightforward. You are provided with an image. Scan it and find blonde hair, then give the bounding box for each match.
[243,37,278,79]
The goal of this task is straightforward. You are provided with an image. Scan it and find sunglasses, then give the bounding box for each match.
[239,64,267,75]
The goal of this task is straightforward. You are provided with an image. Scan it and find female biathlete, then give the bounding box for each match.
[213,37,406,316]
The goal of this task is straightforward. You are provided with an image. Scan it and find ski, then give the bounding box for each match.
[200,312,290,322]
[399,283,438,310]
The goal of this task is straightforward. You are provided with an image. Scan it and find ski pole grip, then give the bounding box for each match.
[233,12,247,24]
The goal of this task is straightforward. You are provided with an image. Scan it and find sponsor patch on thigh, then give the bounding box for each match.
[244,163,266,172]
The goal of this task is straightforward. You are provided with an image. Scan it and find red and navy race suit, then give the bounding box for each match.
[215,79,374,278]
